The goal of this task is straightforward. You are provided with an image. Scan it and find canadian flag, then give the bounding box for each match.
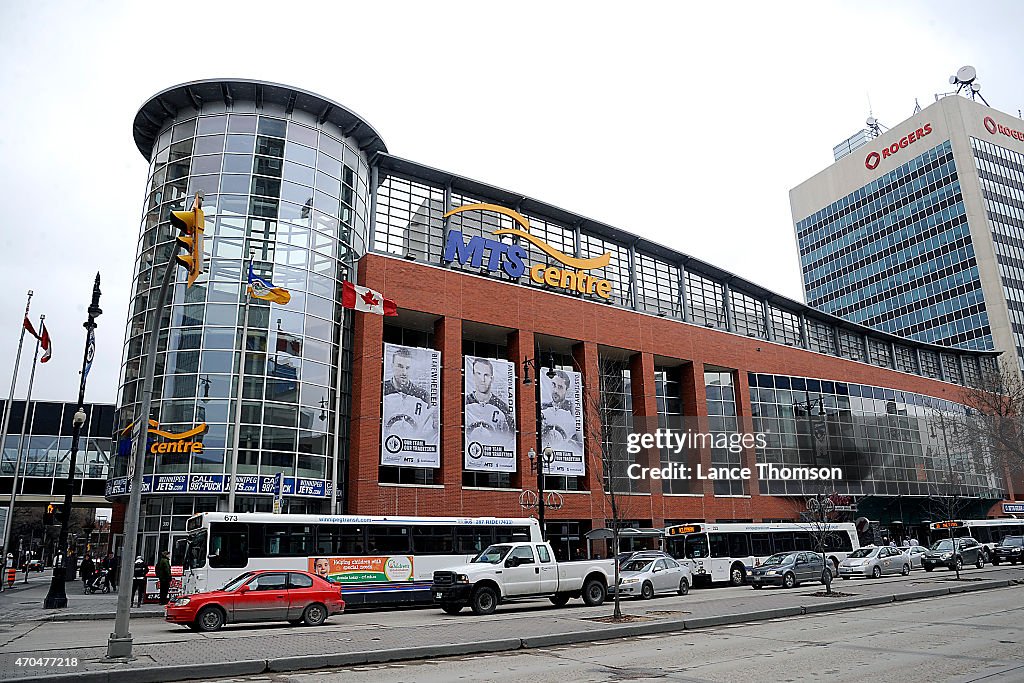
[341,281,397,316]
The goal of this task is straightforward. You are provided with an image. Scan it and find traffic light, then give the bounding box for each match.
[170,194,205,287]
[43,504,62,526]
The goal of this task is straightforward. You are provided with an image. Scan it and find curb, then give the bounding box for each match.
[5,580,1020,682]
[33,611,164,623]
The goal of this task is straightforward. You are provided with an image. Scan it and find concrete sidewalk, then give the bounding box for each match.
[0,570,1020,683]
[0,575,163,623]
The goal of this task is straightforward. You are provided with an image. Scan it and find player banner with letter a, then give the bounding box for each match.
[539,370,585,476]
[381,343,441,468]
[463,355,517,472]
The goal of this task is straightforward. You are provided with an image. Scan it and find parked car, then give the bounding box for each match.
[991,535,1024,565]
[432,541,614,615]
[901,544,928,570]
[25,559,44,572]
[165,570,344,632]
[922,537,985,572]
[613,557,692,598]
[615,550,673,565]
[838,545,910,579]
[749,552,831,589]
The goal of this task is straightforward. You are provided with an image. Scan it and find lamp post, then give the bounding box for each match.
[43,273,101,609]
[527,447,554,539]
[793,396,828,465]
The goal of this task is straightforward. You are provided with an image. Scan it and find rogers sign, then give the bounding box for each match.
[864,123,933,170]
[984,116,1024,142]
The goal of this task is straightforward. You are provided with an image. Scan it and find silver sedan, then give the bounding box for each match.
[614,557,693,599]
[838,545,911,579]
[901,544,928,569]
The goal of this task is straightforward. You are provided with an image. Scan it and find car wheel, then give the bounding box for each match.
[549,594,571,607]
[441,602,464,614]
[782,572,795,589]
[976,555,984,569]
[924,566,934,572]
[752,583,763,589]
[302,603,328,626]
[678,577,689,596]
[582,578,606,607]
[729,563,746,587]
[954,557,963,571]
[871,566,881,579]
[195,606,224,632]
[471,586,499,615]
[901,564,910,576]
[641,582,655,600]
[820,569,832,585]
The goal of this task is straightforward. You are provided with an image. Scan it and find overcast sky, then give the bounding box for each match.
[1,0,1022,404]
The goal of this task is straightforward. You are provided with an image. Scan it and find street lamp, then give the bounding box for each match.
[43,274,101,609]
[527,446,555,539]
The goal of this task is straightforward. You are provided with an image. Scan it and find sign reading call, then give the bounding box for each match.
[442,203,614,299]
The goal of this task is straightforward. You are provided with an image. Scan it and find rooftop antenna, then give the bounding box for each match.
[913,98,922,115]
[865,115,886,138]
[948,65,989,106]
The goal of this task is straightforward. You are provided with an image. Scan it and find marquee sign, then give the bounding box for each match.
[104,475,332,498]
[442,203,614,299]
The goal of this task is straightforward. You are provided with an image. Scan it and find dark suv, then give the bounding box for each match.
[922,537,985,572]
[992,536,1024,565]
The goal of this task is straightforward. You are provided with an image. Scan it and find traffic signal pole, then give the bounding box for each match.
[107,193,203,659]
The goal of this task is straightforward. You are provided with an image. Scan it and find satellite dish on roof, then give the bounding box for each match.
[971,82,982,92]
[949,75,958,85]
[866,116,877,127]
[956,65,977,83]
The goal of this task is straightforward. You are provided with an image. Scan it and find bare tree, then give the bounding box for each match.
[956,359,1024,479]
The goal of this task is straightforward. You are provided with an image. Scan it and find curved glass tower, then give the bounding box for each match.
[109,80,385,551]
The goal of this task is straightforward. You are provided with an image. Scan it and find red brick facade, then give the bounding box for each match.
[347,253,1015,530]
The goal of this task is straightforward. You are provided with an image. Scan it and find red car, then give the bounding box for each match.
[165,570,344,631]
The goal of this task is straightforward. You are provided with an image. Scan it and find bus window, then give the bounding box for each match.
[455,526,489,554]
[209,523,247,568]
[728,533,750,558]
[684,534,709,559]
[772,532,796,552]
[261,524,315,557]
[368,526,411,554]
[495,526,531,543]
[750,533,772,557]
[317,525,367,554]
[412,525,455,555]
[972,527,992,544]
[823,531,853,552]
[708,533,729,558]
[793,532,813,551]
[183,530,207,569]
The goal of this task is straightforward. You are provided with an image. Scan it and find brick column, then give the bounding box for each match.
[681,360,714,500]
[347,279,385,514]
[573,341,602,511]
[630,352,662,523]
[508,330,536,492]
[434,316,463,490]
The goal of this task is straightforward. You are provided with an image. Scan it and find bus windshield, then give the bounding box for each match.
[473,545,512,564]
[183,529,207,570]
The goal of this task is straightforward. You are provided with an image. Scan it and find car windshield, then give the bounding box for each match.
[472,545,512,564]
[621,560,655,573]
[616,553,634,564]
[220,572,255,591]
[931,540,954,551]
[999,537,1023,547]
[849,548,875,558]
[762,553,794,565]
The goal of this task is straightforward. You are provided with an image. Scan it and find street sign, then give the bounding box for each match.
[1003,503,1024,514]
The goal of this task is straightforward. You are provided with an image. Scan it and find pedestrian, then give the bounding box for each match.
[131,556,149,607]
[80,554,95,592]
[156,550,172,605]
[104,553,119,592]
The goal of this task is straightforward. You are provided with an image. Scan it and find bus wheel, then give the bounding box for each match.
[729,563,746,586]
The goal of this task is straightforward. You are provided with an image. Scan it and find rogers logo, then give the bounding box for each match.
[984,115,1024,142]
[864,123,933,170]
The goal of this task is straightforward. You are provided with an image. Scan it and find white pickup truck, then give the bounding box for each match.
[431,541,615,615]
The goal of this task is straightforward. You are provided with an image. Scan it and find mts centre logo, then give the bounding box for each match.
[864,123,934,170]
[442,203,614,299]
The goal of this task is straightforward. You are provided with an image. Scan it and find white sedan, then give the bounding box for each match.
[614,557,692,598]
[901,544,928,569]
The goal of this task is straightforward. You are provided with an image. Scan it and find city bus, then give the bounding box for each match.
[663,522,860,586]
[178,513,541,606]
[927,518,1024,558]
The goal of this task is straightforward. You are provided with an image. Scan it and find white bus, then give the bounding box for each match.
[663,522,860,586]
[179,513,542,606]
[928,518,1024,558]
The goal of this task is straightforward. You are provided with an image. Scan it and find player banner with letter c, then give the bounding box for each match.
[464,355,517,472]
[381,343,441,468]
[540,369,585,475]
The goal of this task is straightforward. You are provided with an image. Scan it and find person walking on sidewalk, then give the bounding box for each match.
[80,555,95,593]
[131,556,149,607]
[104,553,119,592]
[156,550,172,605]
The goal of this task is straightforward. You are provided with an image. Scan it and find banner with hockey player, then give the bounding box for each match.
[539,370,585,476]
[463,356,517,472]
[381,344,441,467]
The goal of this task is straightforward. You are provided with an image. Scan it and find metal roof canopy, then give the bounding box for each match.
[585,528,664,540]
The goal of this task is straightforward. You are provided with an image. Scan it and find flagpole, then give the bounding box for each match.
[2,315,43,569]
[227,252,254,513]
[0,291,32,586]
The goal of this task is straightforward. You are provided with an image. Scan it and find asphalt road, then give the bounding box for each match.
[3,561,1019,651]
[224,586,1024,683]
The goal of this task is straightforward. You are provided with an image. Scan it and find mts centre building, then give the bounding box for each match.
[107,79,1019,561]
